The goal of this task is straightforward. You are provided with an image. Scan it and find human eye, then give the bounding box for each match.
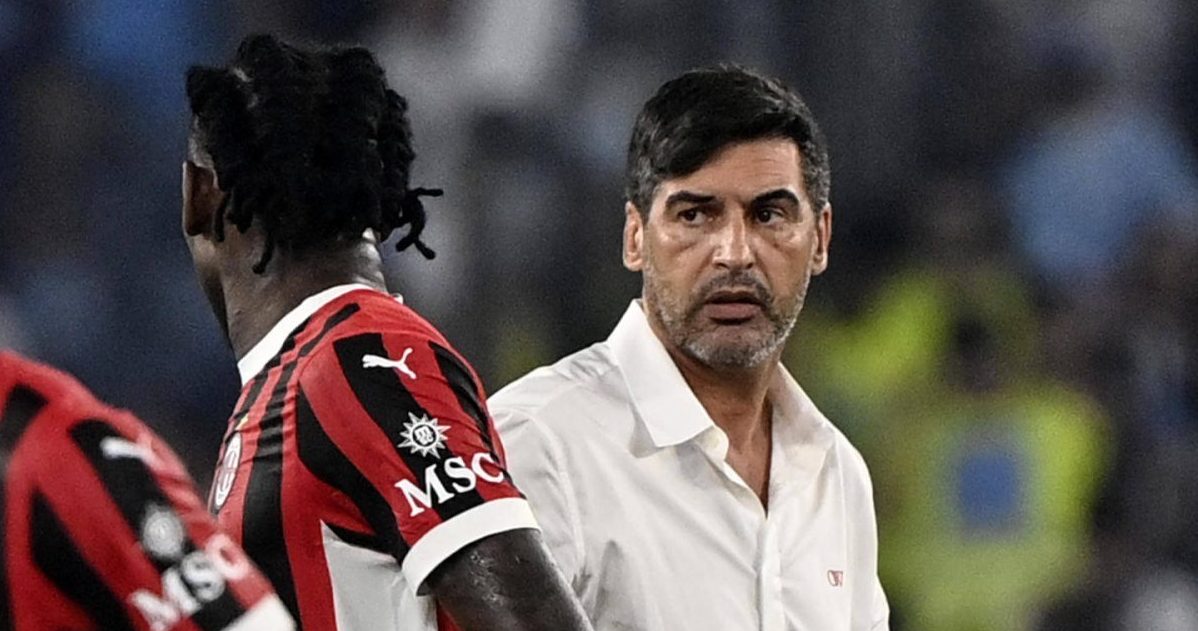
[753,207,785,224]
[678,207,705,224]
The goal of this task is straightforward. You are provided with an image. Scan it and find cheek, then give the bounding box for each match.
[644,255,706,312]
[646,231,705,278]
[652,225,705,254]
[758,235,816,290]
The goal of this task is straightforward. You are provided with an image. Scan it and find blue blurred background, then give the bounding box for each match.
[1,1,1196,629]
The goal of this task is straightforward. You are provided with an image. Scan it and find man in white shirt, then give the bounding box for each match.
[490,65,890,630]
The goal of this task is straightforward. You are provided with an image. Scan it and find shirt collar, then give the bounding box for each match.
[236,283,382,385]
[607,300,836,460]
[608,300,713,448]
[767,365,838,486]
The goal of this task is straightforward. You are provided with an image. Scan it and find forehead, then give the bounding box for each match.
[654,138,807,206]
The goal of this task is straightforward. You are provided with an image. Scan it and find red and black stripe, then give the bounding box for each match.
[30,492,136,631]
[430,342,501,460]
[232,371,271,422]
[0,386,47,464]
[0,385,48,631]
[68,421,201,573]
[238,302,360,623]
[294,389,403,558]
[68,419,247,631]
[331,333,486,521]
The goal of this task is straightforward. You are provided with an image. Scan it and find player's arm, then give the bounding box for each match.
[427,528,592,630]
[34,415,294,631]
[299,332,592,631]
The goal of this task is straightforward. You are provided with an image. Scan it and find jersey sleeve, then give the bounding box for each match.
[30,415,294,631]
[296,331,539,594]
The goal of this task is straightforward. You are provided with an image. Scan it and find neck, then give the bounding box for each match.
[222,243,387,361]
[649,318,776,451]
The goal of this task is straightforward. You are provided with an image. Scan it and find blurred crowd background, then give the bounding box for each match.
[1,1,1196,629]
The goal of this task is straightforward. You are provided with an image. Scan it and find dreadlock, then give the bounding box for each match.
[186,34,440,273]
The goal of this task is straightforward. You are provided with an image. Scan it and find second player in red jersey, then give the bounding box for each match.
[0,351,293,631]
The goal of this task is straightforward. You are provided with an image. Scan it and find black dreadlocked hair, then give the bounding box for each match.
[186,34,440,273]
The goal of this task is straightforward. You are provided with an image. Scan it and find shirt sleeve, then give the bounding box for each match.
[488,406,586,585]
[33,416,294,631]
[296,331,539,593]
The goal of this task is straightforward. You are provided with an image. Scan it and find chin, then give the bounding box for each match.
[685,334,778,370]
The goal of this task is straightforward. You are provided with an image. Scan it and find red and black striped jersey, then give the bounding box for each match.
[208,284,538,630]
[0,351,293,631]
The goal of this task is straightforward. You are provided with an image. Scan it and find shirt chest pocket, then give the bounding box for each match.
[779,538,853,630]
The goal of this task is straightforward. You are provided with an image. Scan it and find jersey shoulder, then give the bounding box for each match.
[0,351,147,449]
[2,351,106,415]
[336,291,453,345]
[298,292,471,386]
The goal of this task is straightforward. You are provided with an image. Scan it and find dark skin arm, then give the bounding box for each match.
[427,528,594,631]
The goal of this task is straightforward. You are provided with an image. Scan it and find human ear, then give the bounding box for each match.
[623,202,646,272]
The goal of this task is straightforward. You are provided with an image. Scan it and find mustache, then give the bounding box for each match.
[690,272,773,311]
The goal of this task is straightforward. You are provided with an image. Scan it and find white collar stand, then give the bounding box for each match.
[235,283,379,385]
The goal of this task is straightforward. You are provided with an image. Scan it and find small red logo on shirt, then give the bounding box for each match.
[827,570,844,587]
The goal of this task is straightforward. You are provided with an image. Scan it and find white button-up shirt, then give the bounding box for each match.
[491,301,889,631]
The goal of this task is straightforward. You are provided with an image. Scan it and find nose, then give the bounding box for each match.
[712,213,754,270]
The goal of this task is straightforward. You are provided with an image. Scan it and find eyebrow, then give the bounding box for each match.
[662,188,802,210]
[751,189,801,206]
[663,191,717,208]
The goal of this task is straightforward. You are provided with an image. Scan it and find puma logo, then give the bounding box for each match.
[362,348,417,379]
[100,434,162,468]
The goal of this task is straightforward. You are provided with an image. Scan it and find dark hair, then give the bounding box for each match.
[624,64,830,214]
[186,34,440,273]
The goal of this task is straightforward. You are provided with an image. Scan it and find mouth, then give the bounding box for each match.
[701,289,765,324]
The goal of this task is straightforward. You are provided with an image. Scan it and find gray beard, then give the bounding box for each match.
[644,266,809,371]
[680,310,796,369]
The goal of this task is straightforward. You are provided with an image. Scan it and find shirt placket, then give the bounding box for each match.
[758,518,786,631]
[695,427,786,631]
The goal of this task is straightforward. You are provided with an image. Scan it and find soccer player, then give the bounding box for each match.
[180,35,591,631]
[0,351,293,630]
[490,65,891,630]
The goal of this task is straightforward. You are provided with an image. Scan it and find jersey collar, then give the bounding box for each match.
[236,283,381,385]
